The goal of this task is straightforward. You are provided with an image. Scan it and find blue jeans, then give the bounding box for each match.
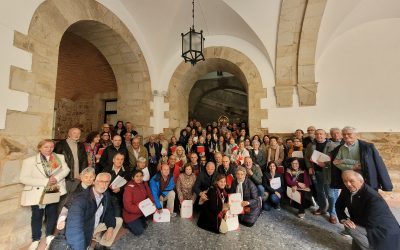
[256,185,265,197]
[263,193,280,210]
[314,171,327,211]
[323,184,339,216]
[126,217,147,236]
[31,203,58,241]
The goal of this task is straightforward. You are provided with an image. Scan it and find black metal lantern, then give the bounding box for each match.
[181,0,205,65]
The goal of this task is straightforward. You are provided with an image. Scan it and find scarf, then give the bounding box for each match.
[40,153,61,177]
[267,145,280,163]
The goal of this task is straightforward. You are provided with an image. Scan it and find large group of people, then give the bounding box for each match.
[19,119,399,250]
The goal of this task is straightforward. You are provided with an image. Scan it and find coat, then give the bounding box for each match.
[65,188,116,250]
[20,153,70,206]
[262,171,284,195]
[123,180,154,223]
[335,140,393,191]
[54,139,87,180]
[336,184,400,250]
[193,171,217,196]
[250,149,267,171]
[149,173,175,209]
[98,145,130,174]
[197,185,226,233]
[230,178,261,227]
[127,145,148,168]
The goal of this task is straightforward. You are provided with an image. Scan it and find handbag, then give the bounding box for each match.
[39,185,61,205]
[219,217,228,234]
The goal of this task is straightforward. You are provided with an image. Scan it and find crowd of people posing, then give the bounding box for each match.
[20,119,399,250]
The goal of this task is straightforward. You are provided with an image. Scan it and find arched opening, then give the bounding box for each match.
[54,27,118,139]
[167,47,267,136]
[188,71,248,126]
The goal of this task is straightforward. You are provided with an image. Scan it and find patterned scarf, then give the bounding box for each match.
[40,153,61,177]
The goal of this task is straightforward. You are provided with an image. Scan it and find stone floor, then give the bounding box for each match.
[112,205,355,250]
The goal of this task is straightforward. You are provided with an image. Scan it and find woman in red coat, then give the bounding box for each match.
[123,170,155,235]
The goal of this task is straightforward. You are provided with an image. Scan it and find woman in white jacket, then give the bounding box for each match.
[20,139,70,250]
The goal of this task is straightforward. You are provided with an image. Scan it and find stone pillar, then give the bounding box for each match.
[297,82,318,106]
[274,85,295,107]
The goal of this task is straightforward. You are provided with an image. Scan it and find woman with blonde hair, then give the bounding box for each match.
[20,139,70,250]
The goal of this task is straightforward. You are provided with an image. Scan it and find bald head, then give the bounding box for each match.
[68,127,81,141]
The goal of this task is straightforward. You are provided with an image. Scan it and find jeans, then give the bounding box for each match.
[263,193,280,210]
[323,184,339,216]
[31,203,58,241]
[126,217,147,236]
[256,185,265,197]
[314,171,327,211]
[110,195,122,217]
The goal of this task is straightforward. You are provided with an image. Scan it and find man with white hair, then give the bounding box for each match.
[336,170,400,250]
[333,126,392,191]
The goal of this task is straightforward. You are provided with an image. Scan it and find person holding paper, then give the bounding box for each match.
[197,174,228,233]
[305,129,331,217]
[123,170,155,236]
[285,158,312,219]
[105,153,131,217]
[230,167,261,227]
[176,164,197,203]
[150,164,176,216]
[262,161,284,211]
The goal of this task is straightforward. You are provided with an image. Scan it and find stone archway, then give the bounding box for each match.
[167,47,267,136]
[13,0,152,139]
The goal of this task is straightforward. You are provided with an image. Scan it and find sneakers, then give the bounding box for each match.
[297,213,305,219]
[170,212,177,217]
[45,235,55,250]
[28,241,39,250]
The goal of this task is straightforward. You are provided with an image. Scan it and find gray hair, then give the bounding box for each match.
[252,140,260,146]
[342,170,364,182]
[96,172,111,181]
[342,126,357,134]
[330,127,341,133]
[236,166,247,175]
[80,167,95,176]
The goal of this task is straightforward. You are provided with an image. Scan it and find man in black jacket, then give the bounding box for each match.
[193,162,217,204]
[98,135,129,174]
[336,170,400,250]
[54,127,88,192]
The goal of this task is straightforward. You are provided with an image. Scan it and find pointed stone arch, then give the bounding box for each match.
[166,46,267,136]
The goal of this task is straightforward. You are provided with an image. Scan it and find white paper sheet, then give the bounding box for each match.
[292,151,304,158]
[311,150,331,164]
[270,177,281,190]
[286,186,301,204]
[180,200,193,219]
[138,198,156,217]
[153,209,171,222]
[225,210,239,231]
[110,175,127,189]
[228,193,244,215]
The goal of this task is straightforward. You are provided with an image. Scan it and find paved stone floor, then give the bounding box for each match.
[112,205,355,250]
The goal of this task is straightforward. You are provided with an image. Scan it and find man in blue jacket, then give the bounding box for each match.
[150,163,175,216]
[65,172,118,250]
